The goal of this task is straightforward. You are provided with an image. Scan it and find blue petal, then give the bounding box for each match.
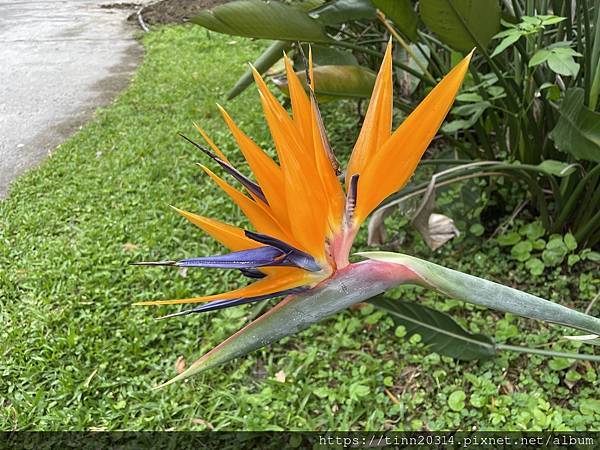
[244,231,322,272]
[177,246,283,269]
[135,239,322,272]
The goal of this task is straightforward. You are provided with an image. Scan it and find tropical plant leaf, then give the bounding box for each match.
[550,88,600,162]
[369,296,497,360]
[190,0,330,42]
[227,40,292,100]
[420,0,501,53]
[533,160,578,177]
[300,44,359,66]
[590,3,600,109]
[308,0,376,24]
[372,0,418,41]
[273,65,376,101]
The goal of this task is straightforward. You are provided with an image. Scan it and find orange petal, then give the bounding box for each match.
[135,268,312,305]
[354,51,474,225]
[193,123,230,164]
[284,54,312,141]
[252,68,329,260]
[170,206,256,251]
[200,164,301,248]
[345,40,394,187]
[310,94,345,236]
[217,105,290,230]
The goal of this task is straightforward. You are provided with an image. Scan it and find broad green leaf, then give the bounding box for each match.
[227,40,291,100]
[564,233,577,251]
[542,237,568,266]
[301,44,359,66]
[511,241,533,261]
[456,92,483,102]
[551,47,582,57]
[451,101,491,116]
[490,32,521,57]
[372,0,418,41]
[534,160,577,177]
[529,49,550,67]
[448,390,467,411]
[525,257,545,276]
[273,65,376,101]
[546,52,580,77]
[538,15,566,26]
[420,0,501,53]
[358,252,600,335]
[191,0,330,42]
[369,296,497,360]
[308,0,375,24]
[550,88,600,162]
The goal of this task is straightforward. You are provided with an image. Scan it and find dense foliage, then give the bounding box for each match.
[1,28,597,431]
[190,0,600,246]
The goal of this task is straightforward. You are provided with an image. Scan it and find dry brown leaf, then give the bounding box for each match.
[175,356,186,374]
[191,418,214,430]
[274,370,286,383]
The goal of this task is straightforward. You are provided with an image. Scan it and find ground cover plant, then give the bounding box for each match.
[1,26,598,431]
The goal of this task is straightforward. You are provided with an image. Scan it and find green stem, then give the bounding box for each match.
[497,344,600,362]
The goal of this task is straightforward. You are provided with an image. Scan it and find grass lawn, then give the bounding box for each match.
[1,25,598,431]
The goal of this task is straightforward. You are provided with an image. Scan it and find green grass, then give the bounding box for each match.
[0,26,598,431]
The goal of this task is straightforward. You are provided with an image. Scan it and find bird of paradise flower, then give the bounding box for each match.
[136,43,600,387]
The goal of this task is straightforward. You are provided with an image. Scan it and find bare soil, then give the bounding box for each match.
[135,0,233,25]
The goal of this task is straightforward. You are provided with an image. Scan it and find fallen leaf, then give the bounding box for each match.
[122,243,139,251]
[191,418,214,430]
[274,370,286,383]
[84,369,98,388]
[175,356,186,374]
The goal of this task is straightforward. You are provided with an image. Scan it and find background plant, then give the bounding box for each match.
[190,0,600,247]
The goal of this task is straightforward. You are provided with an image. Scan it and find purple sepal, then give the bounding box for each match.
[179,134,268,203]
[177,246,283,269]
[244,231,322,272]
[177,243,321,272]
[239,268,266,279]
[157,287,308,318]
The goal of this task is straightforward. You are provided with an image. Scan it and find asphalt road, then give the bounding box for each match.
[0,0,146,198]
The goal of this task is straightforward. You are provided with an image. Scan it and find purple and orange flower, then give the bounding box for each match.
[136,43,472,315]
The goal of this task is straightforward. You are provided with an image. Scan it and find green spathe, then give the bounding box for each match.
[359,252,600,335]
[157,252,600,387]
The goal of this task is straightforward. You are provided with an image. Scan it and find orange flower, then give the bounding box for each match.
[136,42,472,315]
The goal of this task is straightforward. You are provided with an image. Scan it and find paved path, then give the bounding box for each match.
[0,0,147,198]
